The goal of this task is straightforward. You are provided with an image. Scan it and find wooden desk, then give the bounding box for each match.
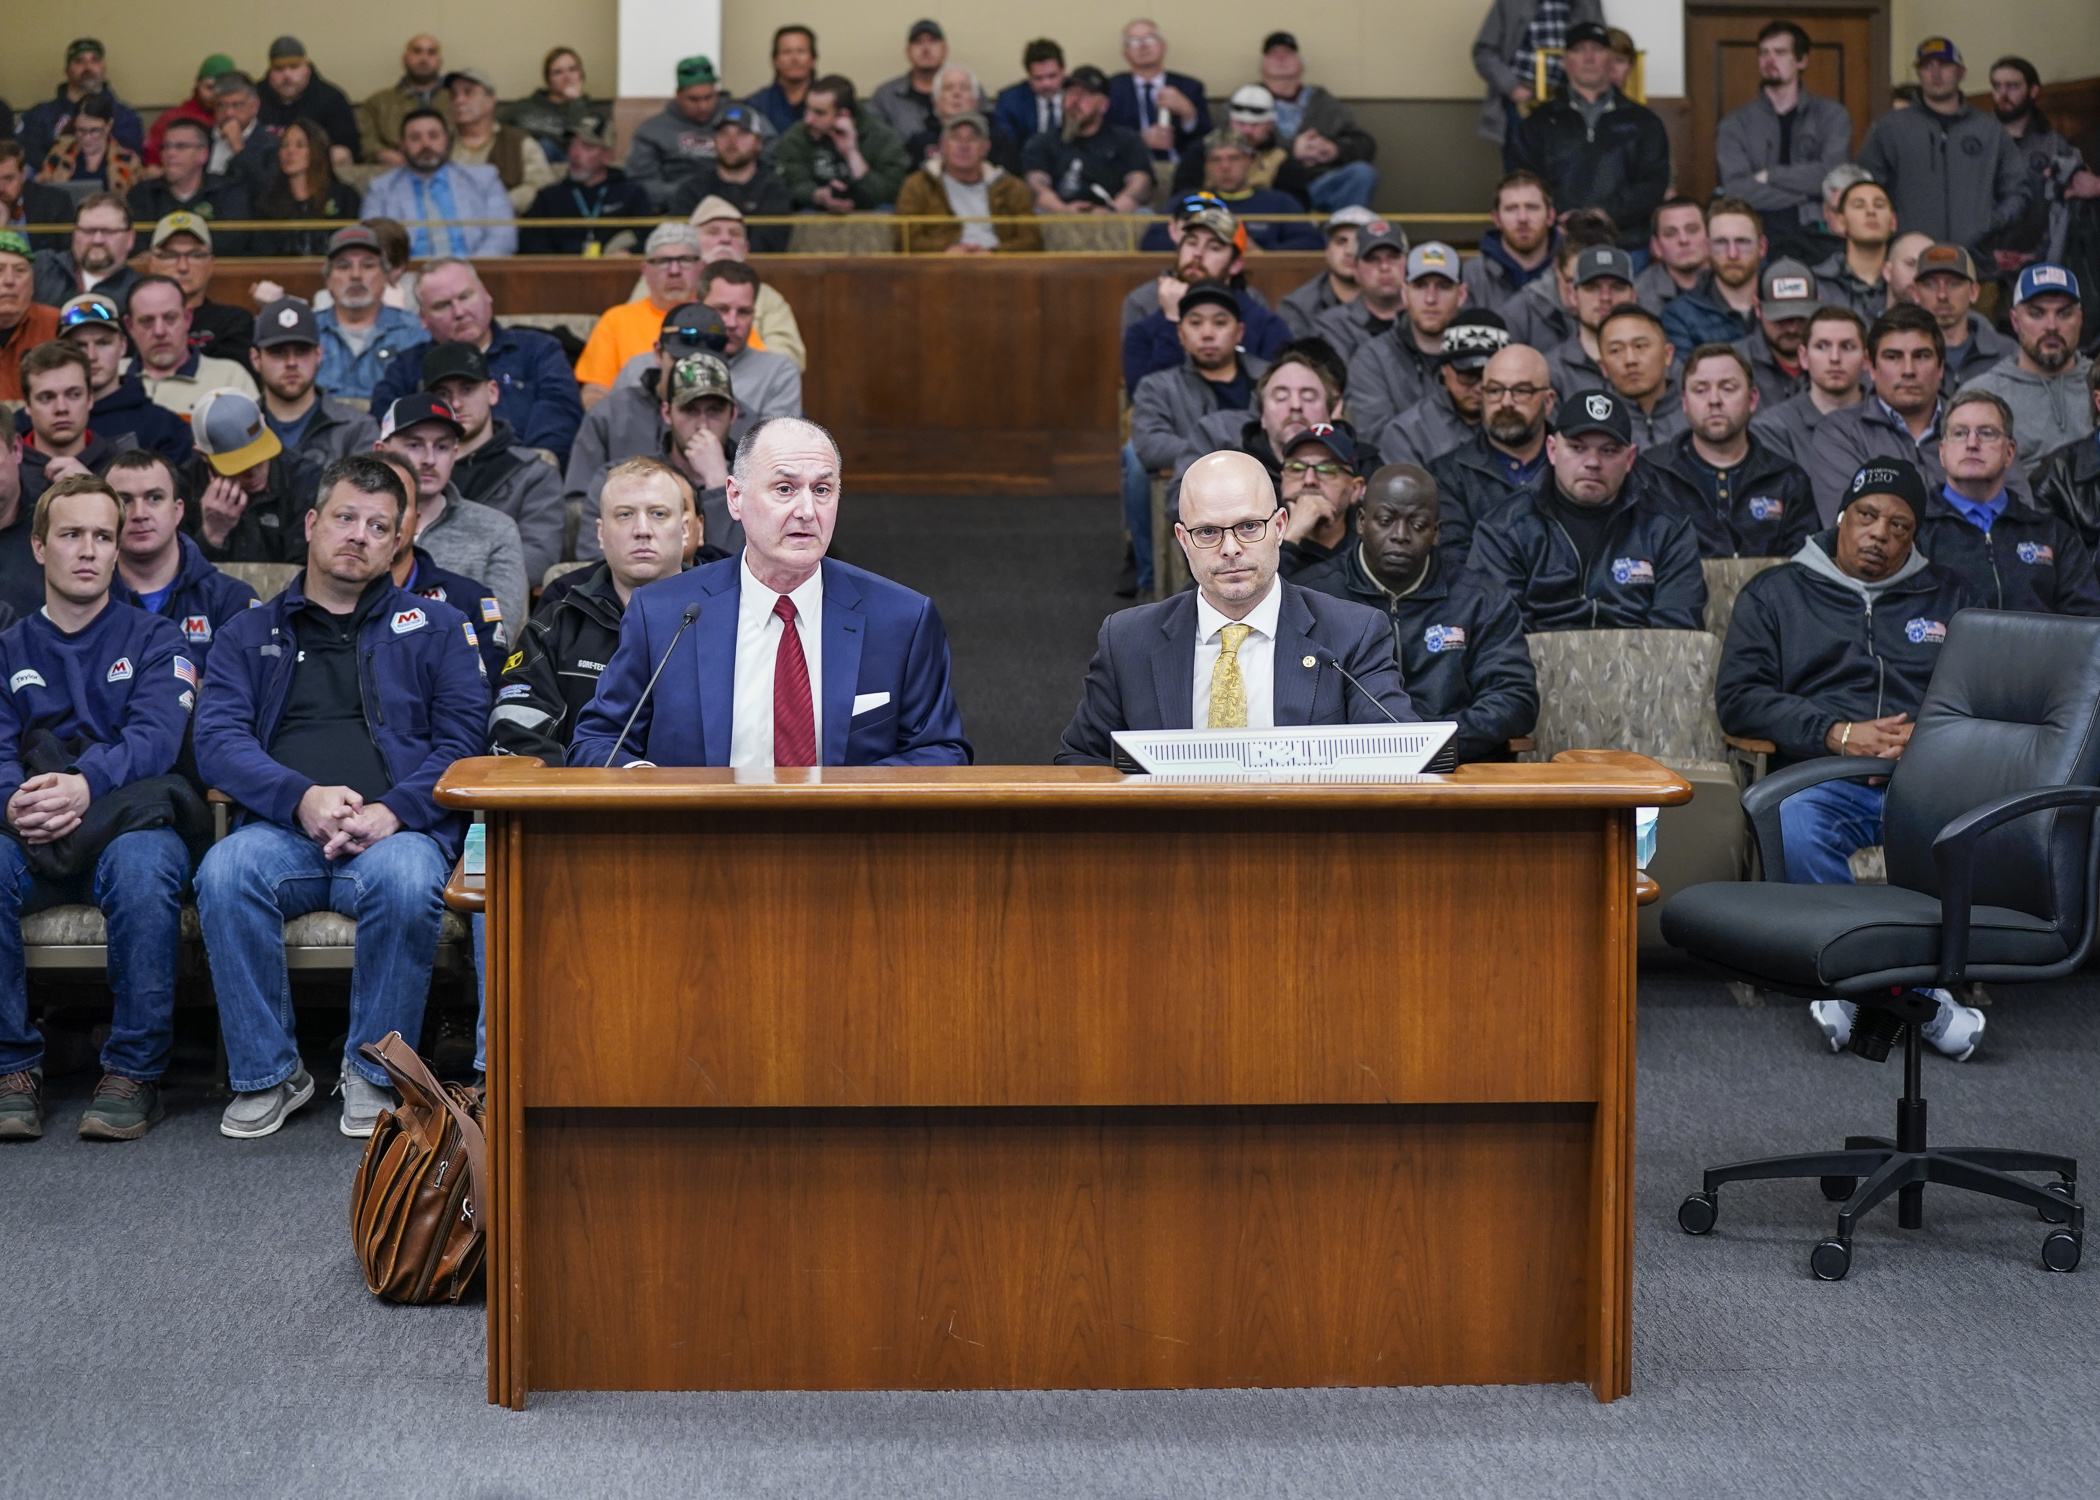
[437,755,1691,1407]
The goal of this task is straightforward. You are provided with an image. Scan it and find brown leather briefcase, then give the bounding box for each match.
[349,1031,488,1305]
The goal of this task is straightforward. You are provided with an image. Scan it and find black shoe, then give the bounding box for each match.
[78,1074,165,1141]
[0,1067,45,1140]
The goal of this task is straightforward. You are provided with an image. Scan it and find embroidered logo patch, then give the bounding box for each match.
[1585,393,1613,421]
[173,657,197,689]
[1906,618,1948,644]
[106,657,133,683]
[498,683,531,701]
[462,622,479,648]
[181,614,213,641]
[391,608,427,634]
[2017,542,2056,566]
[1747,496,1784,521]
[1611,558,1656,585]
[503,651,523,673]
[1423,624,1468,653]
[480,597,502,622]
[9,669,44,692]
[178,690,194,712]
[1769,276,1810,301]
[417,583,447,602]
[258,512,280,527]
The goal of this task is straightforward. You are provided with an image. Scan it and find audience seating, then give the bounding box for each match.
[216,561,301,602]
[1700,556,1786,642]
[542,559,591,590]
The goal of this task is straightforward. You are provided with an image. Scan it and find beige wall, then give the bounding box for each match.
[5,0,2095,113]
[0,5,617,111]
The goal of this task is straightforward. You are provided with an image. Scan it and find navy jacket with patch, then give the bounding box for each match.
[1465,481,1708,633]
[109,533,260,671]
[1294,545,1538,763]
[1911,493,2100,618]
[0,601,193,808]
[194,574,490,860]
[402,546,507,682]
[1643,432,1819,559]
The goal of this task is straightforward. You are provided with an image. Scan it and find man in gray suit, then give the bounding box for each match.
[1057,451,1414,764]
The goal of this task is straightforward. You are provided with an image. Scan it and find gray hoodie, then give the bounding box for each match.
[1790,523,1932,600]
[417,485,527,636]
[1956,354,2096,477]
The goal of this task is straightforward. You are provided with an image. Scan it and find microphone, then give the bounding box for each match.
[1310,647,1402,725]
[603,602,702,768]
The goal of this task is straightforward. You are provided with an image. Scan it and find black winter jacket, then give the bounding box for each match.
[1643,432,1819,559]
[490,561,625,762]
[1465,479,1707,633]
[1509,90,1671,252]
[1425,431,1546,564]
[1911,492,2100,617]
[2032,436,2100,559]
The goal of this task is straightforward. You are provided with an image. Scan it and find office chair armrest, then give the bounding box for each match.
[1739,756,1895,882]
[1931,784,2100,989]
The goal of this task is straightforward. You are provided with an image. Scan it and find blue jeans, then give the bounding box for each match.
[471,911,486,1074]
[1307,162,1379,212]
[197,821,448,1092]
[0,829,189,1079]
[1779,778,1885,884]
[1122,440,1153,592]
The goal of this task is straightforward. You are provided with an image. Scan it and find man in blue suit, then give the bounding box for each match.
[1107,21,1210,163]
[992,41,1066,172]
[570,417,972,769]
[1058,450,1414,764]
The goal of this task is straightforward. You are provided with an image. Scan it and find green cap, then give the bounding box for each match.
[675,56,718,88]
[0,230,32,263]
[668,353,734,408]
[67,38,104,62]
[198,53,238,79]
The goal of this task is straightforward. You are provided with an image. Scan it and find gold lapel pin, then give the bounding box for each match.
[1302,655,1316,668]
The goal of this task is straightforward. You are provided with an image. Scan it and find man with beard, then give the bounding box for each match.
[1910,242,2010,396]
[1751,305,1868,469]
[0,234,60,405]
[1461,172,1556,321]
[30,194,138,311]
[1661,199,1763,356]
[1733,260,1821,408]
[1276,422,1366,577]
[626,56,771,210]
[1597,306,1686,449]
[424,342,565,587]
[55,294,192,465]
[256,36,361,164]
[1344,242,1469,442]
[1295,462,1536,764]
[1122,202,1290,388]
[1379,312,1509,468]
[1963,265,2092,475]
[312,227,429,404]
[1545,245,1638,399]
[1985,58,2100,268]
[357,35,451,167]
[361,111,515,259]
[665,107,792,250]
[1428,342,1557,562]
[1856,38,2026,253]
[1465,387,1707,632]
[17,39,145,166]
[1812,176,1896,321]
[1648,343,1817,557]
[249,297,378,468]
[1637,199,1712,318]
[1279,207,1376,338]
[1716,22,1855,263]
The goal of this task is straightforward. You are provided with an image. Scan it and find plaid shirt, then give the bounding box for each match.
[1517,0,1572,98]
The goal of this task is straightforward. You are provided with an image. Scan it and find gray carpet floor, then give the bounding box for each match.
[7,499,2098,1496]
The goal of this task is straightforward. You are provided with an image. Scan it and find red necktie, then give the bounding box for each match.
[772,595,816,767]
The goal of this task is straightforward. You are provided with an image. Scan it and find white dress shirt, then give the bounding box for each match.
[1036,92,1061,135]
[1191,582,1281,729]
[729,553,826,769]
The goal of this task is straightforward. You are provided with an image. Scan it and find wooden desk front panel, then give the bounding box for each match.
[513,808,1609,1109]
[525,1104,1592,1391]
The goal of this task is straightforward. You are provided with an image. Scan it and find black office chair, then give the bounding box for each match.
[1661,610,2100,1280]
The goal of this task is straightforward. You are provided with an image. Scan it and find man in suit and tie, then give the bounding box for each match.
[1108,20,1210,164]
[569,416,971,769]
[1057,450,1414,764]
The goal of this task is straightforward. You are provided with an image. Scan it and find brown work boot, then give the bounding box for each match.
[77,1074,166,1141]
[0,1068,43,1140]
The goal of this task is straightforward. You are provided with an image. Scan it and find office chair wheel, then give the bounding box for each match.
[2038,1182,2076,1225]
[1677,1192,1717,1235]
[1819,1175,1857,1202]
[2041,1230,2082,1273]
[1810,1238,1851,1281]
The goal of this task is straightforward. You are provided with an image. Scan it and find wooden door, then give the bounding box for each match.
[1685,7,1883,205]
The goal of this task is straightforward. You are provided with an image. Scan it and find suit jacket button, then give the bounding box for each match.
[1302,655,1316,668]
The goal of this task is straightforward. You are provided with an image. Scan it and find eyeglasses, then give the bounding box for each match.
[646,254,701,270]
[1182,513,1277,548]
[1281,460,1345,478]
[154,248,209,264]
[1480,383,1548,402]
[1945,424,2006,445]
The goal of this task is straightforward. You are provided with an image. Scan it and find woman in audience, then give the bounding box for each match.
[502,48,610,160]
[251,120,360,258]
[37,93,143,193]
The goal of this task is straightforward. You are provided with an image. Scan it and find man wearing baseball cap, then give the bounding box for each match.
[1313,220,1409,364]
[1347,241,1471,440]
[312,226,430,403]
[870,21,960,148]
[1278,206,1379,338]
[1379,310,1510,468]
[1022,66,1153,216]
[180,387,316,564]
[57,292,193,465]
[1731,258,1821,409]
[17,39,145,170]
[1507,21,1670,255]
[1545,244,1637,399]
[1962,264,2092,475]
[445,68,555,214]
[665,109,792,248]
[1910,242,2009,396]
[1252,32,1380,211]
[1468,387,1707,632]
[576,223,710,406]
[633,56,777,209]
[374,447,511,685]
[520,118,654,257]
[1149,129,1319,253]
[649,353,744,554]
[1122,201,1290,390]
[1277,421,1367,576]
[256,36,362,161]
[424,342,566,588]
[147,212,253,367]
[376,393,527,632]
[250,297,379,469]
[1857,38,2027,250]
[895,112,1044,255]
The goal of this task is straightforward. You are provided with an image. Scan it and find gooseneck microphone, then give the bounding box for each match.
[604,603,702,768]
[1311,647,1402,725]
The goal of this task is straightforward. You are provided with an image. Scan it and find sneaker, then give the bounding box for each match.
[78,1075,165,1141]
[1921,988,1986,1061]
[0,1067,43,1140]
[1809,1000,1856,1053]
[338,1067,395,1139]
[220,1065,316,1139]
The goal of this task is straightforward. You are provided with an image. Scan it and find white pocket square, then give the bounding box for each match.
[851,691,891,716]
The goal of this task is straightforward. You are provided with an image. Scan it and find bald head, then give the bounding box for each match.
[1483,343,1548,389]
[1366,462,1437,510]
[1360,464,1441,592]
[1177,450,1284,617]
[1481,343,1556,452]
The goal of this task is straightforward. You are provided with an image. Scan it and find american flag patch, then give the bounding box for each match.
[173,656,198,689]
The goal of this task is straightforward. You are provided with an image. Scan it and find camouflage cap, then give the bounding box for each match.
[668,352,735,409]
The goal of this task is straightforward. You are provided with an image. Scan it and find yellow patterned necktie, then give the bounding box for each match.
[1208,623,1252,728]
